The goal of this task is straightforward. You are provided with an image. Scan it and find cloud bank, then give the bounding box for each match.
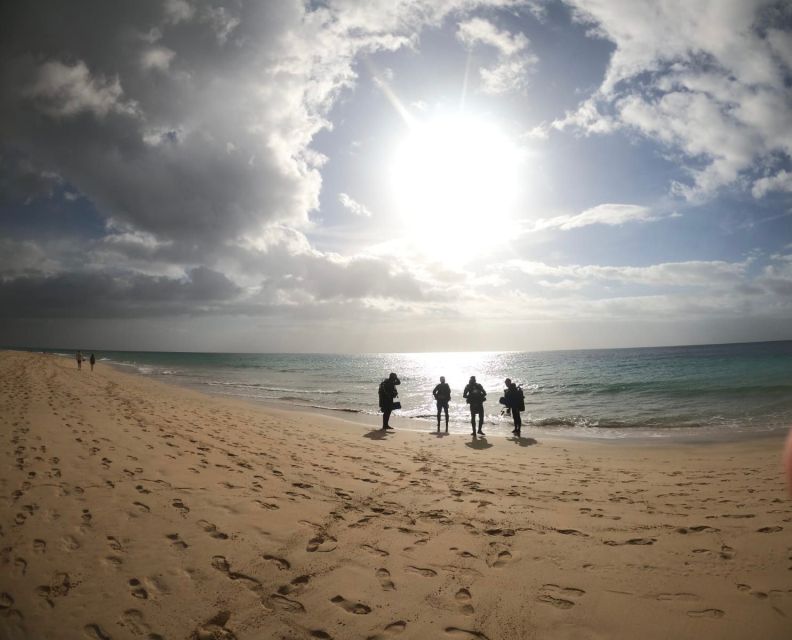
[555,0,792,200]
[0,0,790,350]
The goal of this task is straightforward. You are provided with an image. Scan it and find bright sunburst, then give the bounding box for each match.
[390,113,523,259]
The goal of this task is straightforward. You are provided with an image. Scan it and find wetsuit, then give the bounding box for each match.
[433,382,451,429]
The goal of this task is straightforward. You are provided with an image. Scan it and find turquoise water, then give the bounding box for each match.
[38,341,792,439]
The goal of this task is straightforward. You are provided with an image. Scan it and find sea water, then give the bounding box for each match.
[39,341,792,439]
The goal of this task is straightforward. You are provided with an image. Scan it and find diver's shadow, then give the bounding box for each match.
[509,436,538,447]
[465,436,494,450]
[364,429,392,440]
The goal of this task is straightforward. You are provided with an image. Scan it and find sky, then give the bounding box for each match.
[1,0,791,353]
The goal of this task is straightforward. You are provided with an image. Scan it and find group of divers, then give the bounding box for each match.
[377,373,526,437]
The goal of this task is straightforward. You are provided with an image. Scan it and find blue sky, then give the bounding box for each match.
[1,0,791,352]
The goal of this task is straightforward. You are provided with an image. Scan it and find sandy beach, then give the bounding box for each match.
[1,350,791,640]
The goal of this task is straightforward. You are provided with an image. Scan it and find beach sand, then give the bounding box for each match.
[1,350,791,640]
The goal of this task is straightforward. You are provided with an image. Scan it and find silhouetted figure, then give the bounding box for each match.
[432,376,451,432]
[89,353,96,371]
[503,378,525,436]
[76,351,83,370]
[378,372,401,430]
[463,376,486,435]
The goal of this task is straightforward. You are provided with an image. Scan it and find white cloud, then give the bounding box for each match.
[141,46,176,72]
[456,17,538,94]
[752,170,792,198]
[0,238,60,276]
[338,192,372,217]
[25,60,138,118]
[532,203,657,231]
[505,258,750,287]
[164,0,195,24]
[555,0,792,200]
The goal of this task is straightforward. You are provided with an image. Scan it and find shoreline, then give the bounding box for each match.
[2,350,791,639]
[88,349,789,446]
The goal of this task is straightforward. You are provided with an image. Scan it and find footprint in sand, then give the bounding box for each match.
[33,539,46,554]
[172,499,190,516]
[211,555,231,573]
[36,573,72,607]
[268,593,306,613]
[119,609,160,637]
[306,534,337,553]
[484,528,515,537]
[35,585,54,608]
[198,520,229,540]
[107,536,125,552]
[657,593,701,602]
[211,556,264,596]
[444,628,490,639]
[192,611,237,640]
[330,595,371,615]
[455,588,474,615]
[310,631,333,639]
[13,558,27,576]
[557,529,588,537]
[277,575,310,596]
[128,578,148,599]
[720,545,735,560]
[83,624,112,640]
[362,544,389,557]
[406,566,437,577]
[757,526,783,533]
[490,550,511,568]
[365,621,408,639]
[60,535,81,551]
[376,568,396,591]
[383,621,407,635]
[687,609,725,618]
[166,533,188,549]
[537,584,585,609]
[132,502,150,514]
[604,538,655,546]
[262,554,291,570]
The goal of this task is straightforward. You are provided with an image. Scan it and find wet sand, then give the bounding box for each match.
[1,350,791,639]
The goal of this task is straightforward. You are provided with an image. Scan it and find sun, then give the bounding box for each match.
[390,113,523,259]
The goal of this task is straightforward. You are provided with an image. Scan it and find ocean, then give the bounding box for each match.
[37,341,792,439]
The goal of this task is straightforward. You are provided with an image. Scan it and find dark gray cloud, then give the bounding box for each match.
[0,0,460,327]
[0,1,320,244]
[0,266,241,318]
[0,152,63,206]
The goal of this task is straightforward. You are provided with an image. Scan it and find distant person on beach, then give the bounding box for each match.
[463,376,486,436]
[432,376,451,433]
[503,378,525,437]
[76,351,83,370]
[378,372,401,431]
[89,353,96,371]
